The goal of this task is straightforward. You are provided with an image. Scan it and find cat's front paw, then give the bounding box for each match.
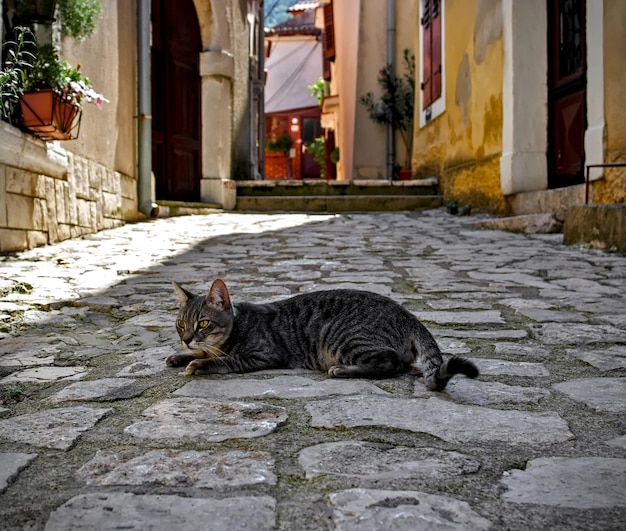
[185,360,204,375]
[328,365,358,378]
[166,354,191,367]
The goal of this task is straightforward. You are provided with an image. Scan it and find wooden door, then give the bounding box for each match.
[151,0,201,201]
[547,0,586,189]
[301,116,322,179]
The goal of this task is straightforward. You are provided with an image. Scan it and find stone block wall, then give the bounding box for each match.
[0,133,137,252]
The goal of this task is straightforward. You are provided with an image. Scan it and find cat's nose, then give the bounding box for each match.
[182,332,194,347]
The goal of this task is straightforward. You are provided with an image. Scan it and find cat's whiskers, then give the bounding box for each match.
[197,343,233,365]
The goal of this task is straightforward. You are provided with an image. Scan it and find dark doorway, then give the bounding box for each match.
[547,0,586,189]
[151,0,201,201]
[301,117,322,179]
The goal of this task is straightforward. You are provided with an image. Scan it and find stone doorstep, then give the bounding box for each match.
[470,213,563,234]
[234,195,443,212]
[563,204,626,252]
[236,180,440,198]
[156,200,223,218]
[236,177,438,188]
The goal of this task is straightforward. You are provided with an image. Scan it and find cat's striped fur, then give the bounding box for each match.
[166,279,479,391]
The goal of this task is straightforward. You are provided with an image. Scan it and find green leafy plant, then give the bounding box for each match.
[308,136,326,178]
[307,77,326,107]
[360,49,415,169]
[57,0,103,41]
[25,42,108,107]
[266,133,293,154]
[0,27,36,120]
[13,0,103,41]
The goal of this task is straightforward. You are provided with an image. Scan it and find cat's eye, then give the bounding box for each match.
[176,320,186,329]
[198,320,210,329]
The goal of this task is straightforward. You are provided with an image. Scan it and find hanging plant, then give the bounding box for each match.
[57,0,103,41]
[10,0,103,41]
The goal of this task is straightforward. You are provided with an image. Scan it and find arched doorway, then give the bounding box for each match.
[151,0,201,201]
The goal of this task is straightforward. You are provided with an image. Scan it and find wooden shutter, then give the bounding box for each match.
[421,0,442,109]
[323,2,335,61]
[322,1,335,79]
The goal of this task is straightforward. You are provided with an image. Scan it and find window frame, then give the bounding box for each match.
[419,0,446,127]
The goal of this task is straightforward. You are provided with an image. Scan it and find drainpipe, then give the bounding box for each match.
[258,1,265,179]
[137,0,159,218]
[386,0,396,181]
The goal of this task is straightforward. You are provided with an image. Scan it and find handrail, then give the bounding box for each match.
[585,162,626,204]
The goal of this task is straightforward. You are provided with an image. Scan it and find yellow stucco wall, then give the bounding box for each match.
[594,0,626,204]
[413,0,507,213]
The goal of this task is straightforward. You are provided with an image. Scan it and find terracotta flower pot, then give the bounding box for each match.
[19,89,81,141]
[398,168,412,180]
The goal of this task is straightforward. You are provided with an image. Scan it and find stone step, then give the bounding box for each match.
[236,178,440,197]
[234,194,442,212]
[235,178,442,212]
[156,200,222,217]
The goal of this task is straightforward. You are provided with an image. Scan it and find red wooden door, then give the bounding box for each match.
[547,0,586,188]
[151,0,201,201]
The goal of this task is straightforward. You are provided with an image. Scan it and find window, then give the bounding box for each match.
[322,1,335,80]
[419,0,445,126]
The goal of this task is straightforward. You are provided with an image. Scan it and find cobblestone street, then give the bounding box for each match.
[0,209,624,530]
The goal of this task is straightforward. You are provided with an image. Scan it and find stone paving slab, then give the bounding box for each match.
[0,365,89,384]
[501,457,626,509]
[174,375,390,400]
[473,359,550,377]
[298,441,480,480]
[43,378,152,403]
[411,310,505,324]
[553,377,626,414]
[533,323,626,345]
[44,493,277,531]
[307,396,574,445]
[76,447,276,488]
[414,378,551,405]
[0,453,37,493]
[328,488,492,530]
[0,406,112,450]
[116,347,176,377]
[566,345,626,371]
[124,397,288,442]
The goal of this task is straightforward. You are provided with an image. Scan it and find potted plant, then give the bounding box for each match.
[266,132,294,179]
[266,133,293,154]
[1,27,108,140]
[360,49,415,179]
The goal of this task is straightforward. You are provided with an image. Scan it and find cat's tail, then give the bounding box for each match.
[425,356,479,391]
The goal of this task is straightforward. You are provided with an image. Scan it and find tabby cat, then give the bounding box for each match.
[166,279,479,391]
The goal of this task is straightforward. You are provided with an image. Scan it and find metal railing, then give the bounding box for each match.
[585,162,626,204]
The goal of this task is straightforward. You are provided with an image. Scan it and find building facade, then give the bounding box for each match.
[412,0,625,215]
[0,0,258,252]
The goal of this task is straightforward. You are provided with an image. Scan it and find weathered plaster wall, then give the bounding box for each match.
[62,1,136,180]
[413,0,506,213]
[593,0,626,204]
[332,0,416,181]
[352,0,387,180]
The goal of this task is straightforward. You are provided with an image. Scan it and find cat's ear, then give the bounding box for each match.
[173,282,194,307]
[207,279,231,311]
